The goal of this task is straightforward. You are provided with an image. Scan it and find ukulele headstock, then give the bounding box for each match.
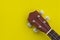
[28,10,51,33]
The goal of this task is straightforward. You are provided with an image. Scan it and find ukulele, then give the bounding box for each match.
[27,10,60,40]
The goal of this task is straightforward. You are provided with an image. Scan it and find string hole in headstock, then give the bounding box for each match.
[42,21,46,24]
[37,15,40,18]
[38,25,42,28]
[32,20,36,23]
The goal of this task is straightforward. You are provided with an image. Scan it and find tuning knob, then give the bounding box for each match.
[33,28,38,32]
[40,10,44,15]
[45,16,50,20]
[27,23,32,28]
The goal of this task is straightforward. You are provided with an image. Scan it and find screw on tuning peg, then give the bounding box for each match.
[40,10,44,15]
[33,28,38,32]
[27,23,32,28]
[45,16,50,20]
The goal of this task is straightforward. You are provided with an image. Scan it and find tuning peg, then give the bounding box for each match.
[40,10,44,15]
[27,23,32,28]
[45,16,50,20]
[33,28,38,32]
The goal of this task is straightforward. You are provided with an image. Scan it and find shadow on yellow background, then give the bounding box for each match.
[0,0,60,40]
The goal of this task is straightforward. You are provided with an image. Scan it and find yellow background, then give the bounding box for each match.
[0,0,60,40]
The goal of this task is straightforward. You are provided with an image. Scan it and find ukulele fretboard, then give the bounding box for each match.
[48,30,60,40]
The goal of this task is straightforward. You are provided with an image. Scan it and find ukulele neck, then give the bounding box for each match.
[47,30,60,40]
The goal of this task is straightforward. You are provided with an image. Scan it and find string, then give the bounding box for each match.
[48,30,60,40]
[49,32,57,40]
[50,30,60,40]
[46,29,57,40]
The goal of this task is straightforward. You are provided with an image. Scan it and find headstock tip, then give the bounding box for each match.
[40,10,44,15]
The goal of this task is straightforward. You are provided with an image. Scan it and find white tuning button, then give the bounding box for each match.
[40,10,44,15]
[33,28,38,32]
[45,16,50,20]
[27,23,32,28]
